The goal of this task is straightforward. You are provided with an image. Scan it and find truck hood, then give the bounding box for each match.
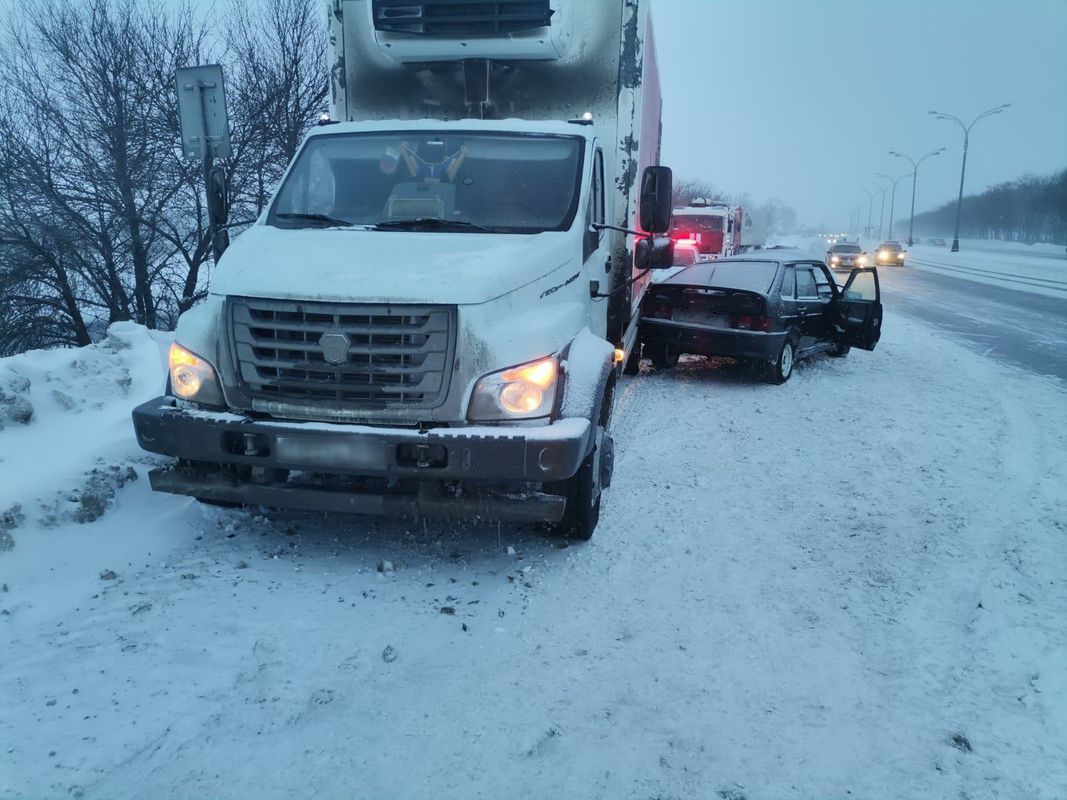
[209,225,573,305]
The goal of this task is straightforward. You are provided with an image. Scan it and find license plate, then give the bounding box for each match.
[274,435,388,470]
[672,309,729,326]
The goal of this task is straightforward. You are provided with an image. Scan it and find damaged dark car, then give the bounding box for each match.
[639,254,883,383]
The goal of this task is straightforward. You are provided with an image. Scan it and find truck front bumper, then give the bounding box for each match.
[132,397,592,522]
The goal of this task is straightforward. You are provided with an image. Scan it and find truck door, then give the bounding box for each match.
[584,147,610,312]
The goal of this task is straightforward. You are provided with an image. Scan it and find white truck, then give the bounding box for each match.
[133,0,674,540]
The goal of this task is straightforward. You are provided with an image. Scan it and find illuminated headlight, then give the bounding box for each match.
[857,255,866,265]
[169,343,225,406]
[468,357,558,421]
[831,255,840,263]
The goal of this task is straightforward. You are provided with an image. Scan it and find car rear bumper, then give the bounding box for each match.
[134,397,591,481]
[640,320,785,361]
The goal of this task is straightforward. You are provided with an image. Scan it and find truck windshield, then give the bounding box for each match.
[268,131,584,234]
[671,213,725,235]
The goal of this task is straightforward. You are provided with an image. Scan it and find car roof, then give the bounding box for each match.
[661,258,783,290]
[712,248,806,265]
[880,241,902,247]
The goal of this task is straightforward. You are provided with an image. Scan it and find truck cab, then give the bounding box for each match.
[133,0,671,540]
[670,200,731,257]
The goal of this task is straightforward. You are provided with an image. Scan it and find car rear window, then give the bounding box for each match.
[670,260,779,293]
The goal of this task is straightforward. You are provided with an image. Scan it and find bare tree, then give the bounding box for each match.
[227,0,328,216]
[672,178,726,207]
[0,0,331,356]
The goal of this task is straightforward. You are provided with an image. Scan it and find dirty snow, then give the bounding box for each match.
[1,312,1065,799]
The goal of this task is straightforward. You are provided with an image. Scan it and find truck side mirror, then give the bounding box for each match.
[635,236,674,270]
[639,166,673,234]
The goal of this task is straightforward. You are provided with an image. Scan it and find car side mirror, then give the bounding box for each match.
[635,236,674,270]
[639,166,673,233]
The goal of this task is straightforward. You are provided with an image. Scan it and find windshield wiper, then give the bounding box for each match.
[372,217,494,233]
[274,212,356,228]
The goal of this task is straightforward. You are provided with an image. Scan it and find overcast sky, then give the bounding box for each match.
[654,0,1067,227]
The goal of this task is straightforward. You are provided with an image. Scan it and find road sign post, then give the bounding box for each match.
[176,65,232,262]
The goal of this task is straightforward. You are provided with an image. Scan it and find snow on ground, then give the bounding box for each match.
[905,240,1067,299]
[1,313,1066,800]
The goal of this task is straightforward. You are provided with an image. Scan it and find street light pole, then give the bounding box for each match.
[890,146,946,247]
[874,180,889,240]
[930,103,1010,252]
[877,172,910,241]
[860,188,874,239]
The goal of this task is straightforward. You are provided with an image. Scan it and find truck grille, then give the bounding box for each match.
[372,0,552,36]
[229,298,455,411]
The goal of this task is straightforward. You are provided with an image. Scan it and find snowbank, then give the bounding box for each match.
[0,323,178,626]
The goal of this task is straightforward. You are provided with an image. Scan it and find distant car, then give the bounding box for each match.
[672,240,702,267]
[639,253,883,384]
[652,240,703,283]
[826,242,867,270]
[875,241,907,265]
[929,237,947,247]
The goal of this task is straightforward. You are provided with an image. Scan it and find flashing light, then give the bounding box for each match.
[582,111,593,122]
[613,348,625,364]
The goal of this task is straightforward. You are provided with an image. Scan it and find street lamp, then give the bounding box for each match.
[890,147,946,247]
[860,188,874,239]
[930,103,1010,252]
[877,172,910,241]
[873,179,890,241]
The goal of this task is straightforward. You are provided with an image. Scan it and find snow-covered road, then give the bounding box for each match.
[2,312,1066,799]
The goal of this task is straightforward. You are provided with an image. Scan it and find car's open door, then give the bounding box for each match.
[835,268,882,350]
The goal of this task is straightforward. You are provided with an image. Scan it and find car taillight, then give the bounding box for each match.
[730,315,772,332]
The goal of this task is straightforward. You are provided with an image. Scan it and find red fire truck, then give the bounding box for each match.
[669,199,744,257]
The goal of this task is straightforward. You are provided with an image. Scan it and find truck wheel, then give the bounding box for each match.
[764,338,795,384]
[550,379,614,541]
[646,342,680,369]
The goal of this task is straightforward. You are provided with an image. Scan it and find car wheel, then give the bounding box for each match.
[646,342,680,369]
[765,338,796,384]
[549,379,614,541]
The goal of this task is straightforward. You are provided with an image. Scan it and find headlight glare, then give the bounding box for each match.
[468,356,558,421]
[169,343,224,406]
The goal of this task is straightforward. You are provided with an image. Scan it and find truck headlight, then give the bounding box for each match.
[169,343,225,407]
[468,357,558,421]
